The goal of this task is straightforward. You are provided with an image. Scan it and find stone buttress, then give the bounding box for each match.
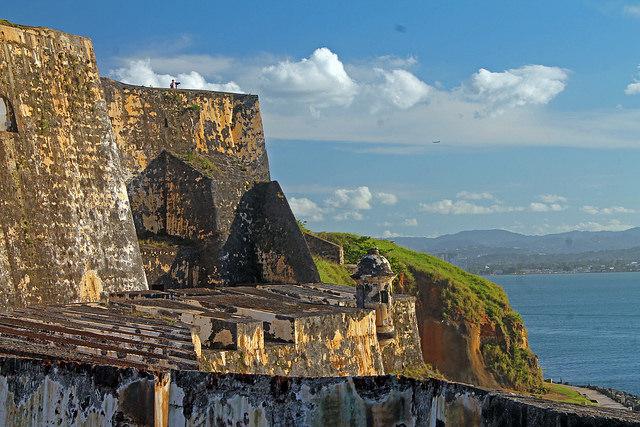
[103,80,319,287]
[0,22,147,307]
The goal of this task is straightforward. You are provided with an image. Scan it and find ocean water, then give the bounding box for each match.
[488,272,640,395]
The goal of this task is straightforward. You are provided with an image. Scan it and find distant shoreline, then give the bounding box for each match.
[485,270,640,277]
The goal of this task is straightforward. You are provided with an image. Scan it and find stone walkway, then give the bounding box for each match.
[564,385,628,410]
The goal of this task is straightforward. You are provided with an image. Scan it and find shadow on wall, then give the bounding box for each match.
[221,181,321,284]
[128,150,320,288]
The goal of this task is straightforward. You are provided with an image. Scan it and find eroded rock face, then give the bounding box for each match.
[415,272,542,391]
[0,23,147,308]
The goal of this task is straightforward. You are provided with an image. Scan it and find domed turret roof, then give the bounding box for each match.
[352,248,395,279]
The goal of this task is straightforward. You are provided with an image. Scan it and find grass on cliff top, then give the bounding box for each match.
[538,383,596,406]
[313,256,356,286]
[0,19,29,29]
[315,232,516,326]
[313,231,544,392]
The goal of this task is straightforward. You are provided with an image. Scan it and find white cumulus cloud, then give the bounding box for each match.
[110,59,242,92]
[375,192,398,205]
[289,197,324,222]
[259,47,358,109]
[375,68,431,109]
[326,187,373,210]
[465,65,568,116]
[529,202,566,212]
[625,82,640,95]
[111,50,625,149]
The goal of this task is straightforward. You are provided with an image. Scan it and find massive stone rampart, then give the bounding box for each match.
[102,78,269,183]
[0,23,146,307]
[128,151,320,286]
[1,357,638,426]
[103,79,320,286]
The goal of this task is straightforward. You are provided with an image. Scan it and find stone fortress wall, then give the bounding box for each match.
[103,77,320,287]
[0,21,420,380]
[0,22,147,307]
[0,357,637,426]
[101,77,270,183]
[304,231,345,264]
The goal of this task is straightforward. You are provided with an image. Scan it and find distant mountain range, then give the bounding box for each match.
[391,228,640,274]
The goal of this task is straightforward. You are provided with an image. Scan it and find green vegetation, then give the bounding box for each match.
[0,19,33,29]
[177,151,219,176]
[482,344,543,392]
[186,103,202,112]
[317,232,515,324]
[314,231,544,392]
[538,382,596,406]
[296,220,311,234]
[313,256,355,286]
[390,363,444,381]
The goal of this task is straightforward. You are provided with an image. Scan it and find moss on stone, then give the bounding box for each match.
[391,363,444,381]
[176,151,219,177]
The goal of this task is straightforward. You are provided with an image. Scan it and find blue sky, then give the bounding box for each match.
[6,1,640,237]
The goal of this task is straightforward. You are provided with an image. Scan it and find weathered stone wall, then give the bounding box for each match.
[381,295,425,372]
[304,231,344,264]
[129,152,319,286]
[2,356,638,426]
[200,310,385,377]
[170,372,640,426]
[238,182,320,284]
[0,23,146,308]
[102,78,270,183]
[139,241,200,289]
[0,358,166,426]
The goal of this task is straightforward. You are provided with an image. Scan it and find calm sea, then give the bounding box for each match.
[488,272,640,395]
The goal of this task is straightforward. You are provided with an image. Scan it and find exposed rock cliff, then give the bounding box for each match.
[316,232,544,392]
[413,269,542,391]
